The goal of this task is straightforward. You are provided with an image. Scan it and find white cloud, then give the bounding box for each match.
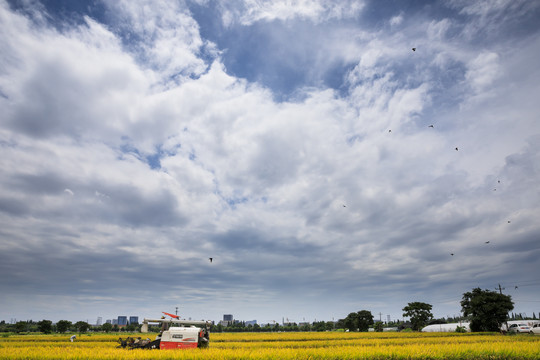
[0,9,150,141]
[0,0,539,324]
[389,14,403,27]
[220,0,365,26]
[102,0,213,83]
[465,52,500,96]
[448,0,540,40]
[427,19,451,40]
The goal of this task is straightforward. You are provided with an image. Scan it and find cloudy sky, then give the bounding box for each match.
[1,0,540,325]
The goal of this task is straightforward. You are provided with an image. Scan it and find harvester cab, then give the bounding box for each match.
[136,313,211,350]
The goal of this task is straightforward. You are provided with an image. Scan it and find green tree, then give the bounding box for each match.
[403,302,433,331]
[461,287,514,332]
[342,310,374,332]
[102,323,112,333]
[357,310,374,332]
[74,321,89,334]
[343,312,358,331]
[325,321,335,331]
[15,321,27,333]
[312,321,326,332]
[56,320,72,333]
[374,321,384,332]
[37,320,53,334]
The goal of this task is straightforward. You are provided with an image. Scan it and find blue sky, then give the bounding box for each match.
[1,0,540,325]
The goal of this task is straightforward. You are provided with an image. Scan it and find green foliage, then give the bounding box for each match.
[74,321,89,334]
[56,320,72,333]
[402,302,433,331]
[455,326,467,333]
[357,310,374,332]
[461,288,514,332]
[311,321,327,332]
[374,321,384,332]
[343,310,374,332]
[14,322,27,334]
[101,323,112,333]
[37,320,52,334]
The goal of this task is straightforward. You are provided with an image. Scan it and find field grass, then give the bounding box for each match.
[1,331,539,359]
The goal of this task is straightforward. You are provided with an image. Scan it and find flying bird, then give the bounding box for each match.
[498,180,501,183]
[209,257,213,263]
[412,47,416,51]
[450,253,454,256]
[515,286,519,289]
[428,124,434,128]
[508,220,511,223]
[342,204,347,208]
[388,129,392,132]
[485,241,490,244]
[455,147,459,151]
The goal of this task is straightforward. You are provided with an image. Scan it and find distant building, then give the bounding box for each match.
[219,314,234,326]
[96,317,102,326]
[245,320,257,326]
[117,316,128,326]
[112,319,118,325]
[220,314,234,327]
[129,316,138,325]
[106,319,112,324]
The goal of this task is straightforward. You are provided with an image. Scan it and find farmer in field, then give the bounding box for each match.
[70,335,76,342]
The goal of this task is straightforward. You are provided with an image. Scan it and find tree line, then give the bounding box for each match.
[1,288,525,334]
[0,320,139,334]
[341,288,517,332]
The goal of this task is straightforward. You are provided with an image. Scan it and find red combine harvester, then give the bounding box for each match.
[118,312,211,350]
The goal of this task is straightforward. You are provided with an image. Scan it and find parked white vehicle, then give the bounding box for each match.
[502,320,540,332]
[508,323,531,334]
[530,323,540,335]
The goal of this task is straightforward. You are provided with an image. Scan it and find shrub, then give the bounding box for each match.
[455,326,467,333]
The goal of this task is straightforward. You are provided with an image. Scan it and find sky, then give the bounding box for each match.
[1,0,540,326]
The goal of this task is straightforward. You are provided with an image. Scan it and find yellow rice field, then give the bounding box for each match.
[1,332,539,359]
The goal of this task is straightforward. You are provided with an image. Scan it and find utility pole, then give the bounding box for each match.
[175,307,179,316]
[378,312,383,322]
[496,283,509,332]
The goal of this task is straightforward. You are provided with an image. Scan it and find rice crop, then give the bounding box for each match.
[1,332,539,359]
